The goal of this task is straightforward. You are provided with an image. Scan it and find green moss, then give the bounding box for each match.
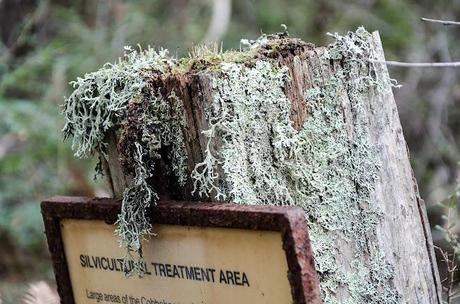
[174,46,256,74]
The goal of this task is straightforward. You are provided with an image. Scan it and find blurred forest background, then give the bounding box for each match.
[0,0,459,302]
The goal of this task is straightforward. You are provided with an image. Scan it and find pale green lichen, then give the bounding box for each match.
[116,140,156,274]
[338,252,400,304]
[63,46,187,272]
[191,27,401,303]
[166,91,189,185]
[63,46,174,158]
[115,90,187,273]
[191,60,297,205]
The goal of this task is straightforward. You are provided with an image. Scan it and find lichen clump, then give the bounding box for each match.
[63,46,174,158]
[63,27,401,302]
[63,46,187,272]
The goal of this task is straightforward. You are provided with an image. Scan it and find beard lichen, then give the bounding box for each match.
[63,27,402,301]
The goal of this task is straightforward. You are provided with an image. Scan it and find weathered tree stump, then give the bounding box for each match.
[63,28,442,303]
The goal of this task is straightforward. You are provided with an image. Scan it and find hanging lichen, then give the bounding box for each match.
[62,46,188,273]
[114,90,187,274]
[63,46,174,158]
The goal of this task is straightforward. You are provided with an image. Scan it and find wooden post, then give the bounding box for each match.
[96,30,441,303]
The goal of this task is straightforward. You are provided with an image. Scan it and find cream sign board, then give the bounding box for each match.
[42,197,320,304]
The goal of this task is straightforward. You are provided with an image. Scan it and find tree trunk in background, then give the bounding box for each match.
[104,32,442,303]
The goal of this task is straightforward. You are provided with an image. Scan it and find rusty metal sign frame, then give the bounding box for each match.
[41,196,320,304]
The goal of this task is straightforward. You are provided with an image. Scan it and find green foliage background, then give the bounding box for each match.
[0,0,459,300]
